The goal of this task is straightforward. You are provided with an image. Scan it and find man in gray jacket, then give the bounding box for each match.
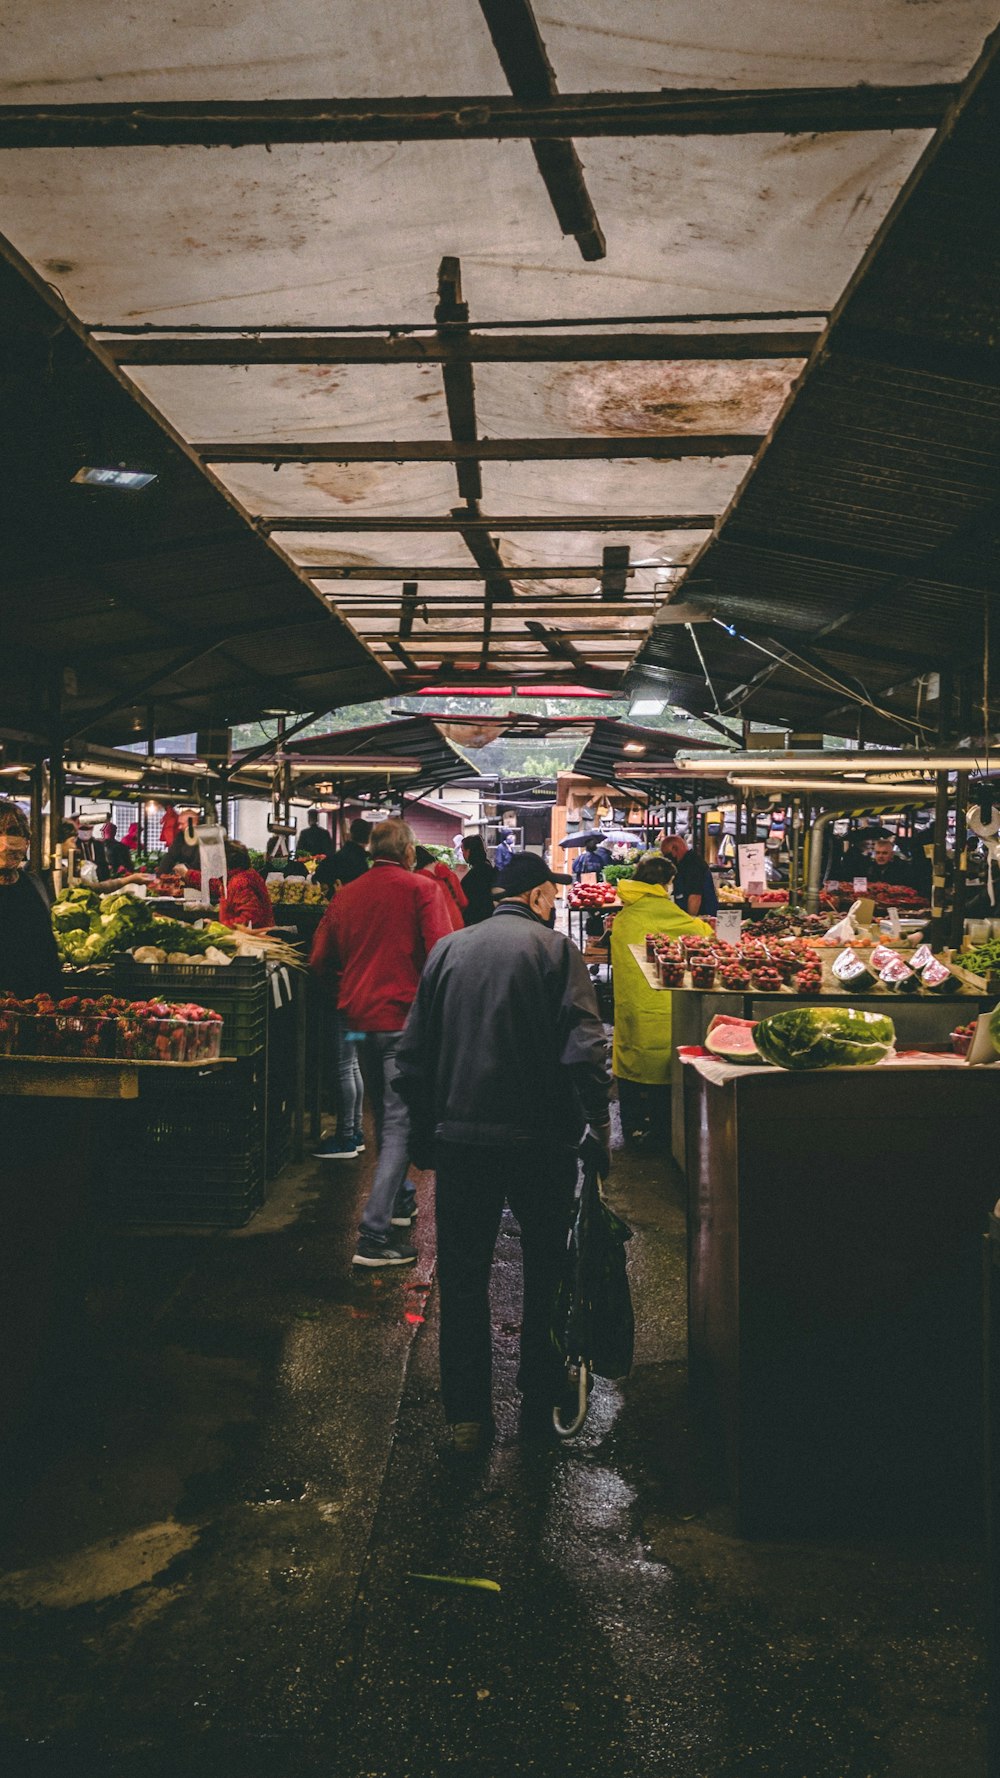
[395,852,611,1454]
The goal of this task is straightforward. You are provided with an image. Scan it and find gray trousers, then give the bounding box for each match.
[358,1032,413,1240]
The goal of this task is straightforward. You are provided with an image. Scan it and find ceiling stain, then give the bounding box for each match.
[556,359,803,436]
[302,463,387,504]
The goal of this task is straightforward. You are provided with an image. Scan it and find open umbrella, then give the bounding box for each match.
[558,829,605,849]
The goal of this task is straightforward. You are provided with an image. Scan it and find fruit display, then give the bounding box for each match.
[0,992,222,1062]
[568,883,618,908]
[753,1006,896,1070]
[270,878,327,906]
[743,910,795,938]
[717,883,746,905]
[117,1000,223,1062]
[952,1020,977,1056]
[147,875,186,899]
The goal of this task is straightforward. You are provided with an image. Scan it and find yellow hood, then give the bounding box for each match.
[616,878,672,906]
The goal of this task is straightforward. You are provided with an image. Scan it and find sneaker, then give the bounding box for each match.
[353,1234,417,1268]
[352,1129,366,1153]
[313,1137,359,1160]
[390,1195,418,1228]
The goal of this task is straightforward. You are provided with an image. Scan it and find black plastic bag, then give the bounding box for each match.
[551,1139,634,1381]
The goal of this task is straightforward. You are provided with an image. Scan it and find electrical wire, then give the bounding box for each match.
[711,619,931,736]
[686,622,723,716]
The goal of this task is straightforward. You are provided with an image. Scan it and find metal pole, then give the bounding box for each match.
[929,670,954,951]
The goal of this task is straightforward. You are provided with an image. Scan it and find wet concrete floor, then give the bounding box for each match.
[0,1120,988,1776]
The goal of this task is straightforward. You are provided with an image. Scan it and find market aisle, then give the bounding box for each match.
[0,1130,988,1777]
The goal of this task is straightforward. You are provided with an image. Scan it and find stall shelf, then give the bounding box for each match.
[683,1052,1000,1535]
[625,948,995,1167]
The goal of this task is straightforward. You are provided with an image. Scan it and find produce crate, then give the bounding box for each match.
[62,958,267,1059]
[109,1058,266,1227]
[117,957,266,1058]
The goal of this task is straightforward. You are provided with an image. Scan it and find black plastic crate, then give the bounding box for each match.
[119,1178,266,1229]
[62,958,267,1058]
[118,957,267,1057]
[108,1059,267,1226]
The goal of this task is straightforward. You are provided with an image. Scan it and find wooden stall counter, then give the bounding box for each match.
[683,1051,1000,1535]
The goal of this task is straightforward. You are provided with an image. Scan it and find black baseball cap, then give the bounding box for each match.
[496,853,572,895]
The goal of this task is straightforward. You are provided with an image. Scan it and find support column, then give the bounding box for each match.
[929,669,954,951]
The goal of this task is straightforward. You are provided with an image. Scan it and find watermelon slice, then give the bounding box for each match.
[704,1014,760,1063]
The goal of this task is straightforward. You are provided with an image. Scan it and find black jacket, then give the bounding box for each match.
[395,901,609,1159]
[0,872,61,998]
[460,863,497,926]
[316,839,368,890]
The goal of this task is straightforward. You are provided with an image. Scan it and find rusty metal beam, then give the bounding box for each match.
[0,87,954,147]
[198,436,761,462]
[259,512,716,533]
[108,328,820,366]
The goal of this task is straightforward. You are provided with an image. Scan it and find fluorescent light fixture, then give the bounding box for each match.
[623,742,646,754]
[730,775,933,796]
[629,697,667,717]
[72,466,157,491]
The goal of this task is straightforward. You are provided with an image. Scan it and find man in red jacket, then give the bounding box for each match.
[309,818,452,1267]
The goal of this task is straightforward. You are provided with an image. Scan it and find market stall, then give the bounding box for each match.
[683,1047,1000,1536]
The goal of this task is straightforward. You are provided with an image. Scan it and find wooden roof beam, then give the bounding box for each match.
[259,513,717,533]
[309,563,675,579]
[449,505,515,605]
[109,329,820,366]
[435,256,481,504]
[199,436,761,462]
[0,86,954,147]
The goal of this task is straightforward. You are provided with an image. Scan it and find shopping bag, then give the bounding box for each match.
[551,1140,635,1381]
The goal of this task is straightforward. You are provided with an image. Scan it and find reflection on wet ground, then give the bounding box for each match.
[0,1122,987,1777]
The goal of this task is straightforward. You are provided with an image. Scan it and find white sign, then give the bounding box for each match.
[197,823,228,893]
[716,908,743,946]
[853,875,869,895]
[737,843,767,897]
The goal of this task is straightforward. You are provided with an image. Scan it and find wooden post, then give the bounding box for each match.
[29,759,44,874]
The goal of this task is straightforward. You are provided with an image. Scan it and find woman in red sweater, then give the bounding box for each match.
[219,842,274,930]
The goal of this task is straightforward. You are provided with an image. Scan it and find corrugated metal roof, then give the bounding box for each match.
[641,29,1000,741]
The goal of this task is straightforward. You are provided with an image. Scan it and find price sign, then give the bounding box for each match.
[853,876,869,895]
[716,908,743,946]
[737,842,767,897]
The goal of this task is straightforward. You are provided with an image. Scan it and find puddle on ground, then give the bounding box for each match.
[0,1518,200,1610]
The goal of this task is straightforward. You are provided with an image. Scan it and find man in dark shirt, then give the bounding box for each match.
[316,817,371,891]
[296,810,335,863]
[660,834,718,918]
[0,800,60,997]
[396,852,611,1454]
[868,836,917,891]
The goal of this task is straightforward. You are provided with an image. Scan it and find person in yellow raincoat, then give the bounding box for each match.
[610,853,712,1143]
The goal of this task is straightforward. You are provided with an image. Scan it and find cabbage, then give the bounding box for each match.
[753,1005,895,1070]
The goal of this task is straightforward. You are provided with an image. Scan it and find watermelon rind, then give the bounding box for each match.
[753,1005,895,1070]
[704,1023,761,1064]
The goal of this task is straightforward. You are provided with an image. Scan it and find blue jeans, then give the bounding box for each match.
[333,1011,364,1138]
[358,1032,413,1240]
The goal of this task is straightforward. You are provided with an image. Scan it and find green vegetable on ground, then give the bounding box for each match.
[753,1005,896,1070]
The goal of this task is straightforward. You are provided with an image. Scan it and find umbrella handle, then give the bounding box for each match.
[552,1362,590,1439]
